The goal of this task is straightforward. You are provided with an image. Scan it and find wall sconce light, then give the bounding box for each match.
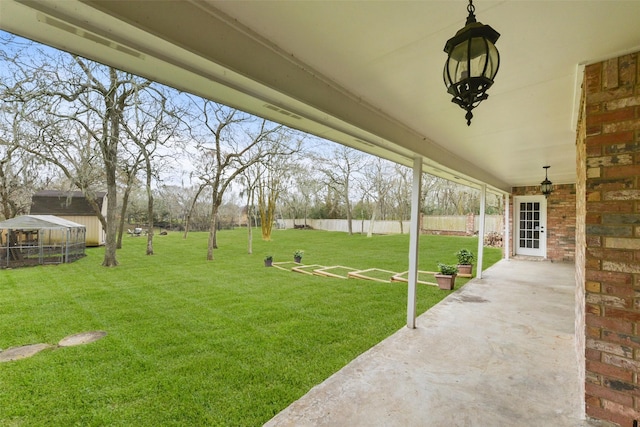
[443,0,500,126]
[541,166,553,198]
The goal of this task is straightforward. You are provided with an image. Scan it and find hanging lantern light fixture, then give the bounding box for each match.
[443,0,500,125]
[541,166,553,198]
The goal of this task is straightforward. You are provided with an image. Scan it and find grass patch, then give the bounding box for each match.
[0,229,501,426]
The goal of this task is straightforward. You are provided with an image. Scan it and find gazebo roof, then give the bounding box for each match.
[0,215,85,230]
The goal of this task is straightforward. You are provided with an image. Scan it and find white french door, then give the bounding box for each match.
[514,195,547,257]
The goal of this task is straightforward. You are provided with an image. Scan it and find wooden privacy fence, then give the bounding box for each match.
[281,214,504,236]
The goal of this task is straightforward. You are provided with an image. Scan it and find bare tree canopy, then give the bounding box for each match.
[0,34,180,265]
[184,98,301,260]
[318,145,364,235]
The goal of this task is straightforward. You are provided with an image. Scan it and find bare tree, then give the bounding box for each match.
[239,167,260,254]
[2,35,155,266]
[280,162,323,227]
[186,99,297,260]
[0,38,57,219]
[0,103,53,220]
[360,158,394,237]
[318,145,364,235]
[182,182,207,238]
[157,184,191,231]
[119,85,181,255]
[257,136,302,240]
[389,164,412,233]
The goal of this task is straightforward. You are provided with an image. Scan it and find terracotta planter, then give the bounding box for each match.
[457,264,472,277]
[435,274,456,290]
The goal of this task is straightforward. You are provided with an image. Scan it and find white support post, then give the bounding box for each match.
[476,184,486,279]
[504,193,510,260]
[407,157,422,329]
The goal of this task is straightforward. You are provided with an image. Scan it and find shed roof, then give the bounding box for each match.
[0,215,86,230]
[30,191,106,216]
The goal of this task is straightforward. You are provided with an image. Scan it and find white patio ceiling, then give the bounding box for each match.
[2,0,640,193]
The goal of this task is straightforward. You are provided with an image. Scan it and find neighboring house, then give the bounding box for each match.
[30,190,107,247]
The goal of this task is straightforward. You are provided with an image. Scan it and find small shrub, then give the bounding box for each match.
[437,263,458,275]
[455,249,474,265]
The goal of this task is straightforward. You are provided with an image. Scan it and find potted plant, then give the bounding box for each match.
[455,249,474,277]
[264,255,273,267]
[435,263,458,290]
[293,250,304,263]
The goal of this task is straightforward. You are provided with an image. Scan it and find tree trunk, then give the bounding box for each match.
[116,186,132,249]
[367,203,378,238]
[183,212,191,239]
[145,186,154,255]
[246,189,254,254]
[247,221,253,254]
[183,184,205,239]
[207,195,221,260]
[144,154,154,255]
[102,179,119,266]
[346,201,353,236]
[207,218,216,260]
[101,78,120,267]
[207,213,218,260]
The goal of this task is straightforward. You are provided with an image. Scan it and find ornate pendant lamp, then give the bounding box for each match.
[541,166,553,198]
[443,0,500,125]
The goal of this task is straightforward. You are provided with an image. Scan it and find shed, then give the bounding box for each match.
[0,215,86,268]
[30,190,106,247]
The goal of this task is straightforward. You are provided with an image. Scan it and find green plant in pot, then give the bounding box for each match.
[435,262,458,290]
[455,249,474,277]
[264,255,273,267]
[293,250,304,263]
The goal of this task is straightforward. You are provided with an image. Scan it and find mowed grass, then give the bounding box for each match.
[0,229,502,426]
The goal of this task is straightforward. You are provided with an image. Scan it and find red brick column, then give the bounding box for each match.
[466,213,475,236]
[583,52,640,426]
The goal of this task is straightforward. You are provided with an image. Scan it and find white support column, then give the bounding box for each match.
[476,184,486,279]
[407,157,422,329]
[504,193,510,260]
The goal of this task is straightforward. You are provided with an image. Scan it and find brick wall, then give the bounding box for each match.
[576,81,587,421]
[583,51,640,426]
[511,184,576,262]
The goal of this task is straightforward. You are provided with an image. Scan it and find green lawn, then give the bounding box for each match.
[0,229,502,426]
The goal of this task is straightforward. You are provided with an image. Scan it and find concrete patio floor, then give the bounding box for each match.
[265,259,603,427]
